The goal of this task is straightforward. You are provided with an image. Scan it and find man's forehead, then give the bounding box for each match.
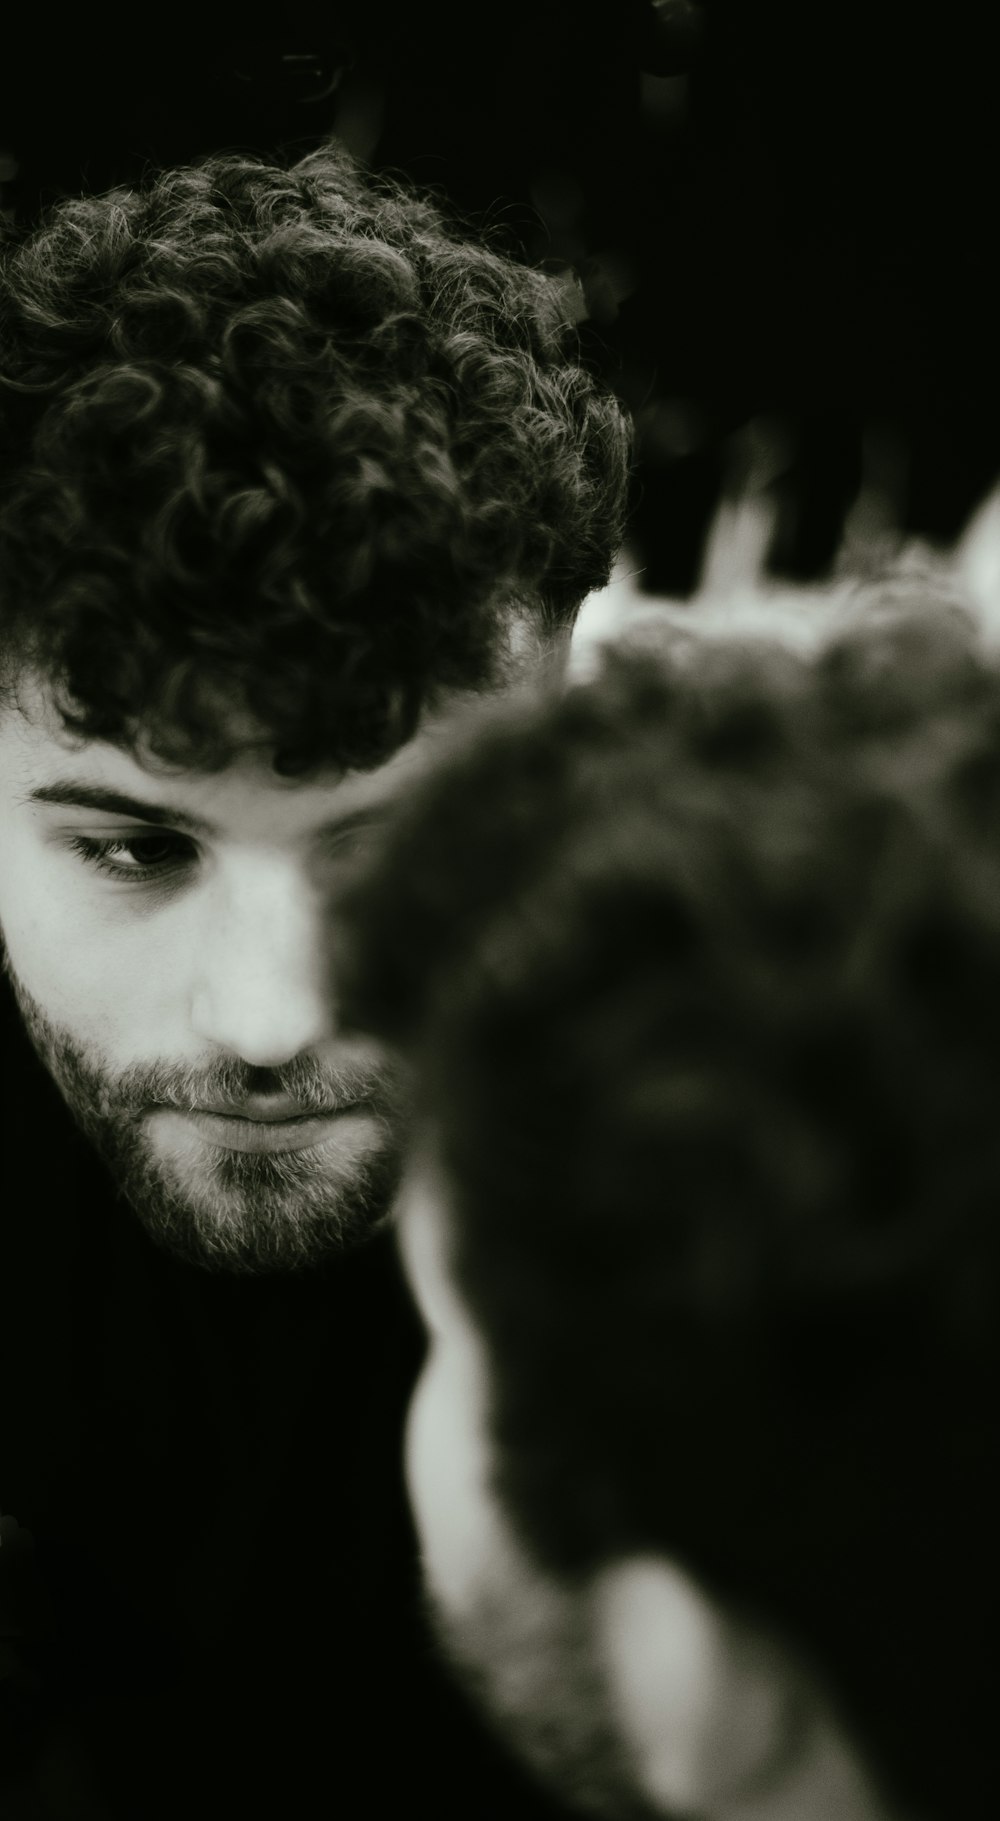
[1,669,457,834]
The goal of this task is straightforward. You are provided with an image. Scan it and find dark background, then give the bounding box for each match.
[1,1,996,593]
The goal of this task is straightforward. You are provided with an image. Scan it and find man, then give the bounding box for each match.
[336,566,999,1819]
[0,141,629,1816]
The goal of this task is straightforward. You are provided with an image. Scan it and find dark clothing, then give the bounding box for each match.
[0,992,576,1818]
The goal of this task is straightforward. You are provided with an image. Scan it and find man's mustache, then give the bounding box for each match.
[99,1051,400,1118]
[2,948,403,1120]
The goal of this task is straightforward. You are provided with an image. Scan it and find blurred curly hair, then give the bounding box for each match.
[0,141,631,772]
[338,572,1000,1818]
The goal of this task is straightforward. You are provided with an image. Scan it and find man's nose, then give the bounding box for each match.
[188,866,335,1067]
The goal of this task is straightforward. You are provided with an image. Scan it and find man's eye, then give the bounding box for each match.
[67,833,194,882]
[323,820,385,866]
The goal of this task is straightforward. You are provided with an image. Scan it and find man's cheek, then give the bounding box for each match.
[404,1345,502,1616]
[0,887,59,990]
[404,1357,448,1565]
[0,845,79,962]
[2,893,136,1044]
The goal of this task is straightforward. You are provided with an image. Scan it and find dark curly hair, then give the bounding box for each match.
[0,141,631,773]
[337,574,1000,1819]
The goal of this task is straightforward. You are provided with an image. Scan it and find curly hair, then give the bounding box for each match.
[0,141,631,773]
[337,574,1000,1818]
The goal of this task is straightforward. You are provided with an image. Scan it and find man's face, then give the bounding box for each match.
[0,670,444,1273]
[397,1159,660,1819]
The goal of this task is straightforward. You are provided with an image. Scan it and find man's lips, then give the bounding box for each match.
[191,1097,339,1124]
[151,1098,374,1154]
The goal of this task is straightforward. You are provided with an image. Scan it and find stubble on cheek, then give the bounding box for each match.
[2,954,405,1272]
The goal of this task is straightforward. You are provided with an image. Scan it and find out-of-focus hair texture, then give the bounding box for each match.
[0,141,631,773]
[337,566,1000,1818]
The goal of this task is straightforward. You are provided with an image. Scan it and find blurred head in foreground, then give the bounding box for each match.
[337,566,1000,1818]
[0,138,629,1271]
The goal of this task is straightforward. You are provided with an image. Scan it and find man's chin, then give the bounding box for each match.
[421,1580,661,1821]
[107,1114,402,1275]
[4,962,403,1274]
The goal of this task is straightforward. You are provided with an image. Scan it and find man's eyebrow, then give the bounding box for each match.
[25,782,218,835]
[24,780,395,842]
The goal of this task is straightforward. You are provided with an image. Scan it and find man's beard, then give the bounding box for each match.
[423,1568,662,1820]
[4,959,404,1275]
